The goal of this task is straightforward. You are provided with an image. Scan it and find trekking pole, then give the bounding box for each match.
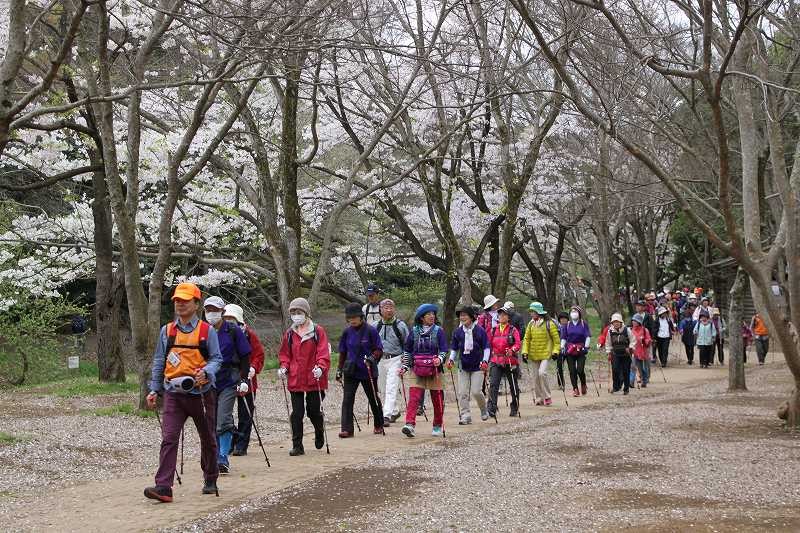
[507,365,521,418]
[588,369,601,397]
[280,376,293,435]
[180,426,185,475]
[400,373,409,412]
[483,368,497,423]
[364,358,385,436]
[241,386,270,466]
[560,375,569,406]
[154,408,182,486]
[607,361,612,392]
[343,382,363,432]
[657,360,668,383]
[448,367,460,414]
[316,378,330,454]
[503,376,509,407]
[198,388,218,497]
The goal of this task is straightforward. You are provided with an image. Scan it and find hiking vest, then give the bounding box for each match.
[164,321,210,380]
[610,327,630,357]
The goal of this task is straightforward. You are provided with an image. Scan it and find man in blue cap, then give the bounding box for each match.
[363,283,382,326]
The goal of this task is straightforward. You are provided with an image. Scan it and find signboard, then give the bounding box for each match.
[67,356,80,369]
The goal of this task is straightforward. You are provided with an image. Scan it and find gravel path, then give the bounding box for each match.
[176,361,800,532]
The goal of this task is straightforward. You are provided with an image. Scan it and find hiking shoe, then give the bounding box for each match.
[544,398,552,406]
[572,388,580,397]
[314,427,325,449]
[231,449,246,456]
[373,427,384,435]
[338,431,353,439]
[431,426,443,437]
[401,424,415,438]
[459,416,472,425]
[218,463,230,475]
[623,389,630,395]
[641,383,647,388]
[480,409,489,421]
[202,480,218,495]
[383,417,392,427]
[535,400,543,406]
[509,407,519,417]
[144,485,173,503]
[389,413,401,423]
[289,446,305,456]
[581,384,588,395]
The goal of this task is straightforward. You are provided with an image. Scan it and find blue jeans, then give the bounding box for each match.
[632,358,650,385]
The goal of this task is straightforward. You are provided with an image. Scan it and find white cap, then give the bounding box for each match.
[223,303,244,324]
[611,313,624,324]
[657,306,668,315]
[503,301,515,310]
[483,295,499,310]
[203,296,226,309]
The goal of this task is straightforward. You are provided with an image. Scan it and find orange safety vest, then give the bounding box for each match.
[164,321,210,381]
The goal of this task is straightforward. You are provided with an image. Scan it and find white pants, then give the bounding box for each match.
[458,369,487,421]
[378,355,402,417]
[531,358,551,401]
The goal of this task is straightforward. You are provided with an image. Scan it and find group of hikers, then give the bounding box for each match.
[143,282,772,503]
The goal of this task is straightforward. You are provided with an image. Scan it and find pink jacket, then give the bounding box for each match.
[631,324,652,361]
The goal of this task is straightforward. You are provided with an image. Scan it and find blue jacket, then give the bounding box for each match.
[338,324,383,380]
[215,321,252,390]
[450,324,490,372]
[678,317,696,345]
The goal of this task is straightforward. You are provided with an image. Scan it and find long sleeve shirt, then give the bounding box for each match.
[150,317,222,394]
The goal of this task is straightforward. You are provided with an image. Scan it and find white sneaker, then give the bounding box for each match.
[431,426,443,437]
[401,424,415,438]
[480,409,489,421]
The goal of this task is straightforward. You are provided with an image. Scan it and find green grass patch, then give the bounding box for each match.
[91,403,155,418]
[0,431,29,445]
[50,375,139,397]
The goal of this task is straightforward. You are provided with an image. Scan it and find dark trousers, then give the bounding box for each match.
[656,337,671,367]
[155,390,218,488]
[683,342,695,364]
[715,338,725,364]
[742,343,747,363]
[341,376,383,433]
[651,342,658,362]
[755,337,769,363]
[698,345,714,367]
[566,354,587,390]
[234,392,255,452]
[555,353,566,389]
[487,363,519,416]
[611,355,632,392]
[290,390,324,449]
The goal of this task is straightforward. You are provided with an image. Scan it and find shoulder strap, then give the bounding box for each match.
[198,321,209,359]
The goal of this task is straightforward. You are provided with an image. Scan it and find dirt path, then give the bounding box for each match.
[7,356,761,532]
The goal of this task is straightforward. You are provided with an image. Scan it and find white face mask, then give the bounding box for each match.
[570,312,579,321]
[290,313,306,326]
[205,311,222,325]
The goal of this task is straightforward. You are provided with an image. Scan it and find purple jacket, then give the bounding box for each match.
[401,325,448,371]
[562,320,591,346]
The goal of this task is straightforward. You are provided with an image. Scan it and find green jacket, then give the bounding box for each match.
[522,318,560,360]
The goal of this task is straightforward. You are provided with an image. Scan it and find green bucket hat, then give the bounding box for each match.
[528,301,546,315]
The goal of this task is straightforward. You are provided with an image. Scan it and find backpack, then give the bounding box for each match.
[377,320,407,345]
[610,327,630,356]
[166,321,210,360]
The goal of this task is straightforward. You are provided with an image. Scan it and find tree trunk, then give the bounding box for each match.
[278,58,302,303]
[441,272,460,335]
[91,168,125,382]
[727,268,747,391]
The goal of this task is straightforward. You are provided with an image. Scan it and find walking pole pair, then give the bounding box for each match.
[507,364,521,418]
[315,377,331,454]
[241,383,270,466]
[154,408,182,486]
[364,357,385,436]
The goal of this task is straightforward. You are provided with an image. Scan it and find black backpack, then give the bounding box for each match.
[610,327,631,356]
[377,320,407,345]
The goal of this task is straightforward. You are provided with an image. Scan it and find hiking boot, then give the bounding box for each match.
[509,407,519,417]
[431,426,443,437]
[459,416,472,425]
[572,388,580,397]
[401,424,415,438]
[289,446,305,456]
[383,417,392,427]
[373,427,384,435]
[480,409,489,421]
[218,463,230,475]
[641,383,647,388]
[623,389,630,395]
[314,428,325,449]
[202,480,218,495]
[389,413,401,423]
[144,485,173,503]
[338,431,353,439]
[535,400,543,406]
[231,448,246,457]
[581,384,588,395]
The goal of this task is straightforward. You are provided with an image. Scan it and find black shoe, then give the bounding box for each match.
[641,383,647,388]
[231,448,246,456]
[315,428,325,450]
[389,413,401,423]
[289,446,305,456]
[509,408,519,417]
[202,480,218,495]
[218,463,230,475]
[623,389,629,395]
[383,416,392,427]
[144,485,173,503]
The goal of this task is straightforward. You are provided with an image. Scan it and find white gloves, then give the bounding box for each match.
[278,367,288,379]
[312,366,323,379]
[248,366,256,380]
[237,382,249,394]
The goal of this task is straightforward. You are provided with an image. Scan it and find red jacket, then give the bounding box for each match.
[245,325,265,393]
[631,324,652,361]
[278,324,330,392]
[487,323,521,366]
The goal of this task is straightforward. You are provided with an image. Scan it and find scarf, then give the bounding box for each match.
[462,323,475,353]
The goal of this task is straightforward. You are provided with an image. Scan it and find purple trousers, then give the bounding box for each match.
[155,390,218,488]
